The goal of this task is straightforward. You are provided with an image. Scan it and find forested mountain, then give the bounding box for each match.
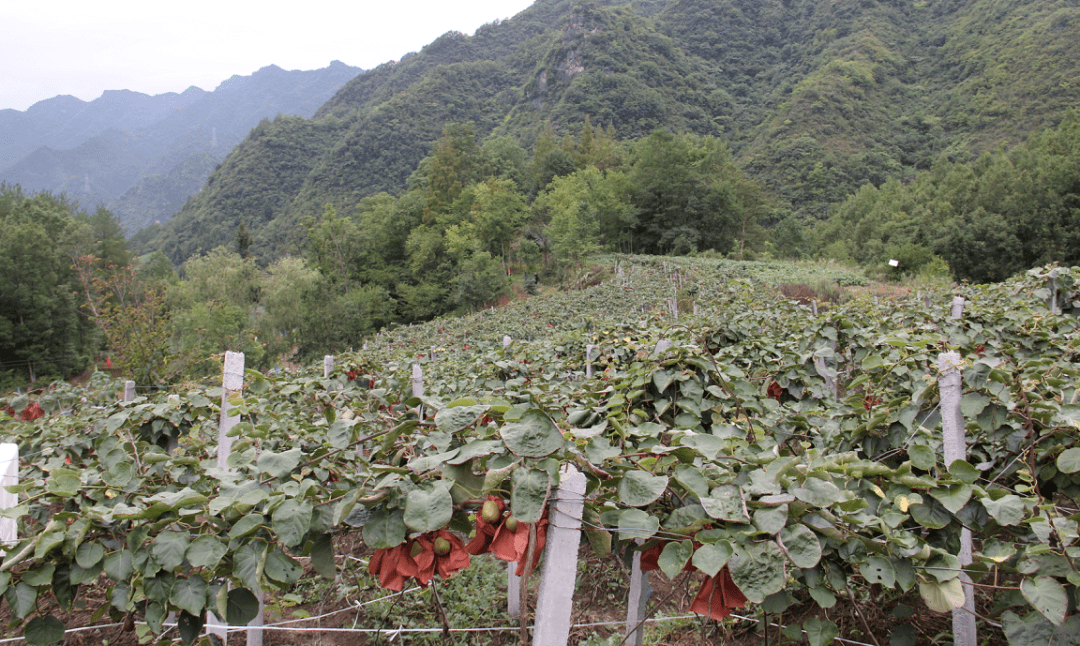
[136,0,1080,266]
[0,61,362,232]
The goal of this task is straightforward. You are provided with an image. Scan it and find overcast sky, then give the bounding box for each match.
[1,0,537,112]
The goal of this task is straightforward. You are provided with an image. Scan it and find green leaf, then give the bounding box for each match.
[918,578,965,612]
[860,556,896,588]
[47,469,81,497]
[961,393,990,418]
[145,487,208,509]
[910,500,952,529]
[653,369,675,393]
[672,465,710,499]
[808,586,836,608]
[257,448,302,479]
[271,499,313,548]
[229,513,266,539]
[21,564,55,587]
[804,617,839,646]
[1003,610,1080,646]
[618,509,659,540]
[152,531,190,570]
[680,434,726,460]
[311,534,336,578]
[753,505,788,535]
[908,444,936,471]
[1022,576,1069,626]
[778,524,822,568]
[925,552,962,582]
[446,440,505,465]
[435,405,489,434]
[511,467,551,523]
[700,485,750,523]
[170,575,207,615]
[363,506,407,549]
[930,484,972,515]
[326,418,358,450]
[23,615,65,646]
[75,542,104,570]
[265,548,303,585]
[177,610,203,645]
[500,409,564,457]
[186,536,227,570]
[618,471,668,507]
[947,459,980,484]
[1057,448,1080,474]
[226,587,261,625]
[105,411,131,433]
[658,540,693,580]
[232,540,268,592]
[403,483,454,532]
[793,476,846,508]
[729,542,786,603]
[983,494,1026,526]
[104,549,133,582]
[4,582,37,619]
[691,542,733,577]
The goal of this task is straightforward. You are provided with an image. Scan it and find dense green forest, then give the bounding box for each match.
[131,0,1080,264]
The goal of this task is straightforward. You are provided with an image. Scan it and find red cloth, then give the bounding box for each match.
[369,528,470,591]
[638,534,748,621]
[690,567,747,620]
[465,495,548,576]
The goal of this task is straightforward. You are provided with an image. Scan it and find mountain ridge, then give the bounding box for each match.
[0,61,363,232]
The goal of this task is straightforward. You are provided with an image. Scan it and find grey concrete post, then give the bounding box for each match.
[533,466,586,646]
[323,355,334,379]
[585,344,596,379]
[1049,279,1060,315]
[951,296,966,319]
[123,380,136,402]
[217,352,244,471]
[508,561,522,618]
[0,443,18,546]
[625,540,652,645]
[412,364,423,399]
[210,351,262,645]
[938,352,975,646]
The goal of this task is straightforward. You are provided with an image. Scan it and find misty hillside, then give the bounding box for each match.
[0,61,362,232]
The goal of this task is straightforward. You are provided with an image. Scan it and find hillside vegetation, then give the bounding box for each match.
[134,0,1080,269]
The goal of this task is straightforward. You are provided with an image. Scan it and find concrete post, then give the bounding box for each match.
[938,352,976,646]
[951,297,966,319]
[0,444,18,546]
[533,466,586,646]
[210,351,262,645]
[508,561,522,618]
[625,540,652,645]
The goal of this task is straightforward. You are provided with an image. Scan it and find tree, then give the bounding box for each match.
[627,132,749,255]
[170,248,264,371]
[0,187,97,386]
[424,124,481,220]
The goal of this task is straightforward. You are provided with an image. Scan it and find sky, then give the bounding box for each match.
[1,0,537,112]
